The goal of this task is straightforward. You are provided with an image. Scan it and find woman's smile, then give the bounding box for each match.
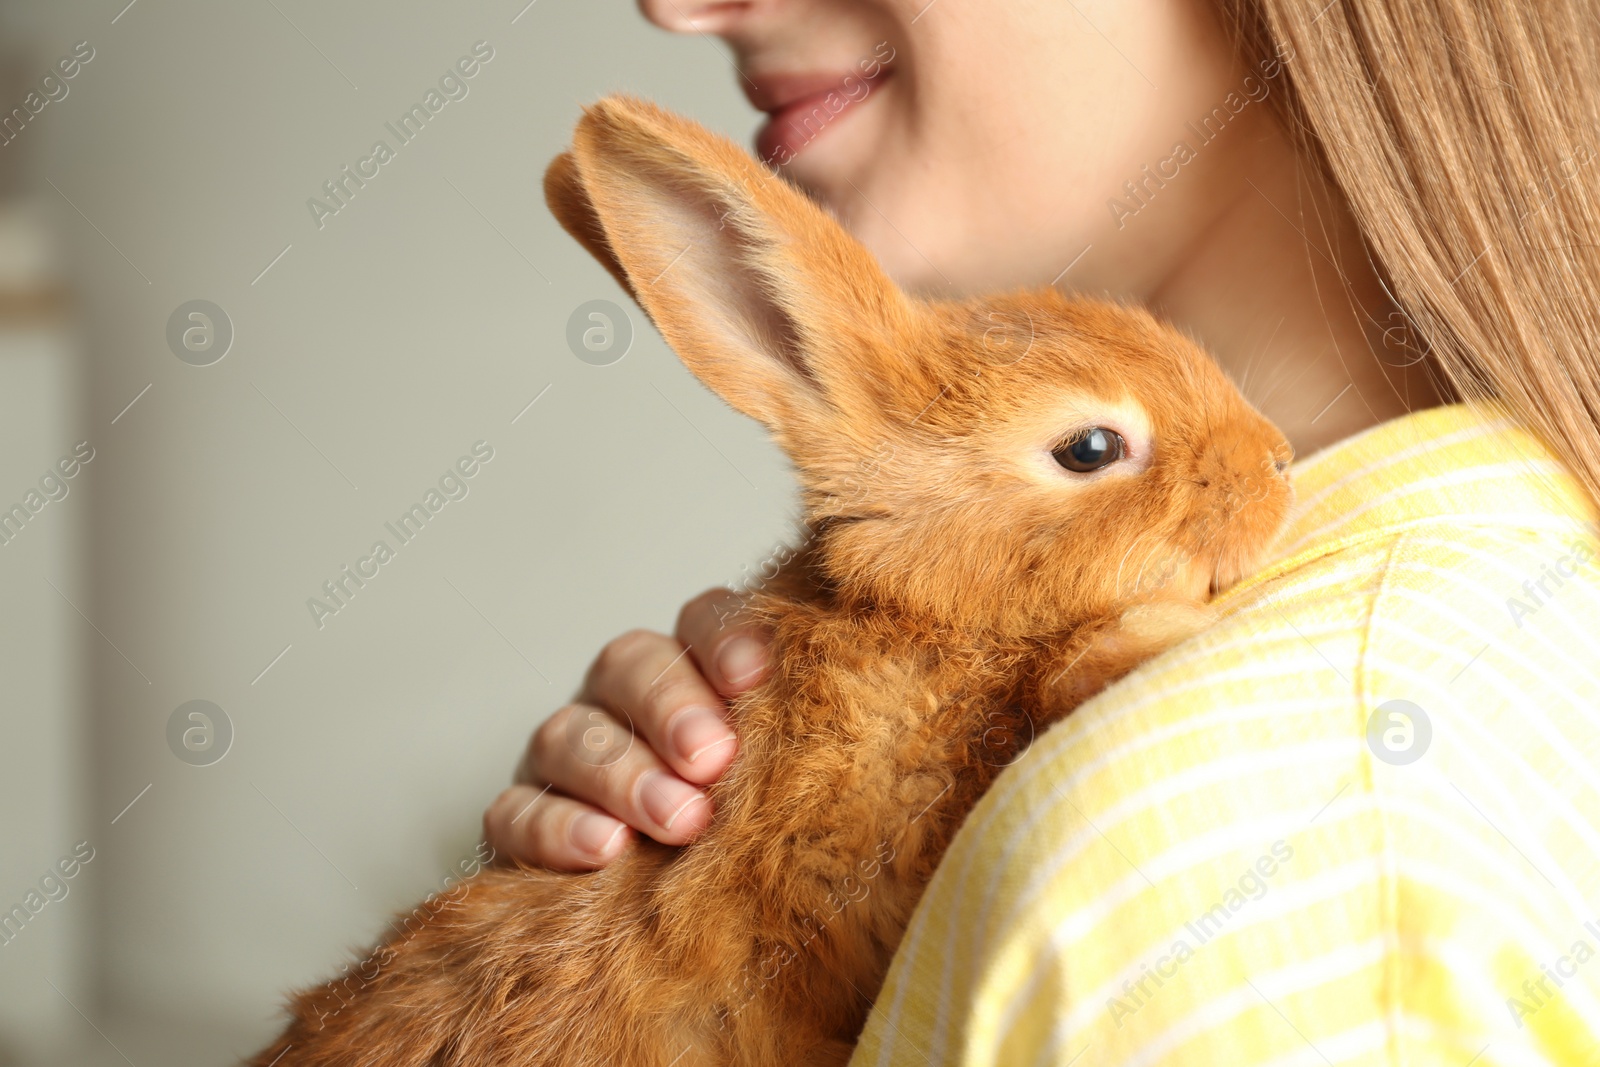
[744,62,894,165]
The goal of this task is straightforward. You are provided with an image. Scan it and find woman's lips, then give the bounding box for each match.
[746,68,891,166]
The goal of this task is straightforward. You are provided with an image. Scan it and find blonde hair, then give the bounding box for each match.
[1225,0,1600,505]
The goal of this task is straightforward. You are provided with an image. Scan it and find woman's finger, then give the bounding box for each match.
[483,784,631,872]
[674,587,772,698]
[528,702,715,845]
[580,627,739,786]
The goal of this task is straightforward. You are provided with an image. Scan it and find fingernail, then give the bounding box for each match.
[639,772,707,832]
[571,812,626,857]
[717,635,768,687]
[669,706,737,764]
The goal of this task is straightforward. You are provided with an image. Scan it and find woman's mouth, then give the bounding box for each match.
[745,67,892,166]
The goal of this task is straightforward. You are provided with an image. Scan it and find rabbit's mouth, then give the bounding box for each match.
[1208,552,1259,599]
[1205,499,1294,598]
[1203,534,1280,601]
[1207,553,1243,599]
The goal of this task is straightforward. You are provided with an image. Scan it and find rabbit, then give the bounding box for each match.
[248,96,1293,1067]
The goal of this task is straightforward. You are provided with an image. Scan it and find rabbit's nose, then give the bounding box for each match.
[1272,443,1294,475]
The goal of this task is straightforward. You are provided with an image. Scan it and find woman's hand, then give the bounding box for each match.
[483,588,771,870]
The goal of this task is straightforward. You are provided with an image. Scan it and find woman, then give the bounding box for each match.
[489,0,1600,1061]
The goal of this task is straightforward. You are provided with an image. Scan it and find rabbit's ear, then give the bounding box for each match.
[543,152,639,305]
[544,95,918,430]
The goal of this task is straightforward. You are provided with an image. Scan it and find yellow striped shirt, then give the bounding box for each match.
[851,402,1600,1067]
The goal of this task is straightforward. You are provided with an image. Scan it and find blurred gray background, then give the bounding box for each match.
[0,2,794,1063]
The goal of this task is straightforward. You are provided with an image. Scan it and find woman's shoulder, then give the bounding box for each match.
[1105,499,1600,736]
[1053,398,1600,816]
[844,405,1600,1067]
[1107,400,1600,736]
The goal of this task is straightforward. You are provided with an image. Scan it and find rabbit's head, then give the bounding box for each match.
[547,97,1292,636]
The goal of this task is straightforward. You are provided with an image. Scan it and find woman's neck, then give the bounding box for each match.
[1143,123,1443,459]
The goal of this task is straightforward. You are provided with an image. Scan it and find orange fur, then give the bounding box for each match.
[249,97,1293,1067]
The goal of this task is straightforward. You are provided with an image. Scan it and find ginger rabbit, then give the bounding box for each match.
[249,96,1292,1067]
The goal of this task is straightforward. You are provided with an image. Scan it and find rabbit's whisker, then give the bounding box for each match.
[1115,533,1156,596]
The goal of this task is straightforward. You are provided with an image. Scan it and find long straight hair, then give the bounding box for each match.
[1224,0,1600,504]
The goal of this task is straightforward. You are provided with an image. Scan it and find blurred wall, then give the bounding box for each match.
[0,2,793,1063]
[0,196,88,1065]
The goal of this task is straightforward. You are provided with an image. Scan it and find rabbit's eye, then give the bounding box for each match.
[1052,428,1125,472]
